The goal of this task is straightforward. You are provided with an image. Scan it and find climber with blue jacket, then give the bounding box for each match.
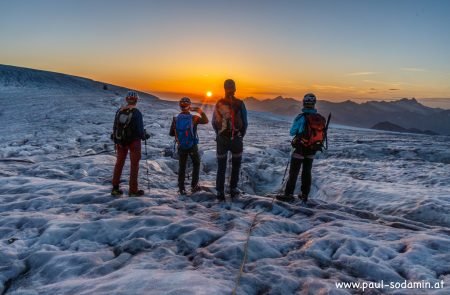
[277,93,327,203]
[169,97,209,195]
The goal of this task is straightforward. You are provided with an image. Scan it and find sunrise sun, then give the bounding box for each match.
[206,91,212,97]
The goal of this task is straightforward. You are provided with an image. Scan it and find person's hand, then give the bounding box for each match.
[145,132,150,140]
[110,133,114,141]
[191,107,202,113]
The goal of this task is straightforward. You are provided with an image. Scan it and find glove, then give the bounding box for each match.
[191,107,202,113]
[291,136,301,148]
[143,128,150,140]
[110,133,114,141]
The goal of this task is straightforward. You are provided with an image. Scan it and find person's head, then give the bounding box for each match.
[224,79,236,98]
[179,97,191,112]
[303,93,316,109]
[126,90,139,105]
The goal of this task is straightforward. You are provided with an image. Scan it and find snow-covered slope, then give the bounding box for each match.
[1,67,449,294]
[0,64,159,99]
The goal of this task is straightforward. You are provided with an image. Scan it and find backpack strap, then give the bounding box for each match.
[189,114,195,139]
[123,108,134,128]
[230,99,235,139]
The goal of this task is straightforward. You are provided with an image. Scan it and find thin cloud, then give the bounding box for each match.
[389,88,400,91]
[401,67,427,72]
[251,91,285,96]
[347,72,378,76]
[312,84,355,91]
[363,79,380,84]
[363,80,403,87]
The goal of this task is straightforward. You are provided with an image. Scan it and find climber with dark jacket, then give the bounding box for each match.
[212,79,248,201]
[111,90,150,197]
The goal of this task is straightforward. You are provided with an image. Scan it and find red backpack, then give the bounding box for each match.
[293,113,327,152]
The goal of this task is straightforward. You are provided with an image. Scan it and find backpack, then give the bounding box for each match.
[113,108,135,145]
[292,113,327,152]
[175,113,198,150]
[216,98,245,137]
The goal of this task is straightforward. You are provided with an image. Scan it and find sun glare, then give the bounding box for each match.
[206,91,212,97]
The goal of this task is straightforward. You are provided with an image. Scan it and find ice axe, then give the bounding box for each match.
[324,113,332,150]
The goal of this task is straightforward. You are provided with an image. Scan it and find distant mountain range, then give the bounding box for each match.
[371,121,438,135]
[244,96,450,135]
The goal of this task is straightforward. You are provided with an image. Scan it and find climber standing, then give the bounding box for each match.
[170,97,209,195]
[212,79,248,201]
[111,90,150,197]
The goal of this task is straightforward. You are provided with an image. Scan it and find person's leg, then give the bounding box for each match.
[178,149,188,192]
[300,157,314,198]
[129,139,142,193]
[216,135,229,195]
[190,145,201,189]
[230,136,243,191]
[284,155,303,196]
[112,144,128,188]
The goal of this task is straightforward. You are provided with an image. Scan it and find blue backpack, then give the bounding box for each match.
[175,113,198,150]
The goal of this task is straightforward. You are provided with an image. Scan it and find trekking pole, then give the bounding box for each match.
[277,147,294,195]
[282,157,291,184]
[324,113,332,150]
[144,137,150,192]
[227,151,232,192]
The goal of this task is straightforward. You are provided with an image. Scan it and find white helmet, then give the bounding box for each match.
[303,93,316,106]
[126,90,139,104]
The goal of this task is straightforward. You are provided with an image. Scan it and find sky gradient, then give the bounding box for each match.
[1,0,450,102]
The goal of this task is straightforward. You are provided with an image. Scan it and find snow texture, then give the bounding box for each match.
[0,66,449,294]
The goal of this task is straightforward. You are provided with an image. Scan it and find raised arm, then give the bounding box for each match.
[194,109,209,124]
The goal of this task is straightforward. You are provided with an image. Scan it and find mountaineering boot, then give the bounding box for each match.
[230,188,240,199]
[300,194,308,203]
[276,194,295,202]
[216,191,225,202]
[111,186,123,196]
[191,185,202,194]
[179,188,187,195]
[129,190,145,197]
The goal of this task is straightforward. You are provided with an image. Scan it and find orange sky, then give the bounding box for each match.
[1,1,449,103]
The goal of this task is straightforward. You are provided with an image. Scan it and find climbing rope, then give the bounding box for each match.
[231,194,278,295]
[231,152,291,295]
